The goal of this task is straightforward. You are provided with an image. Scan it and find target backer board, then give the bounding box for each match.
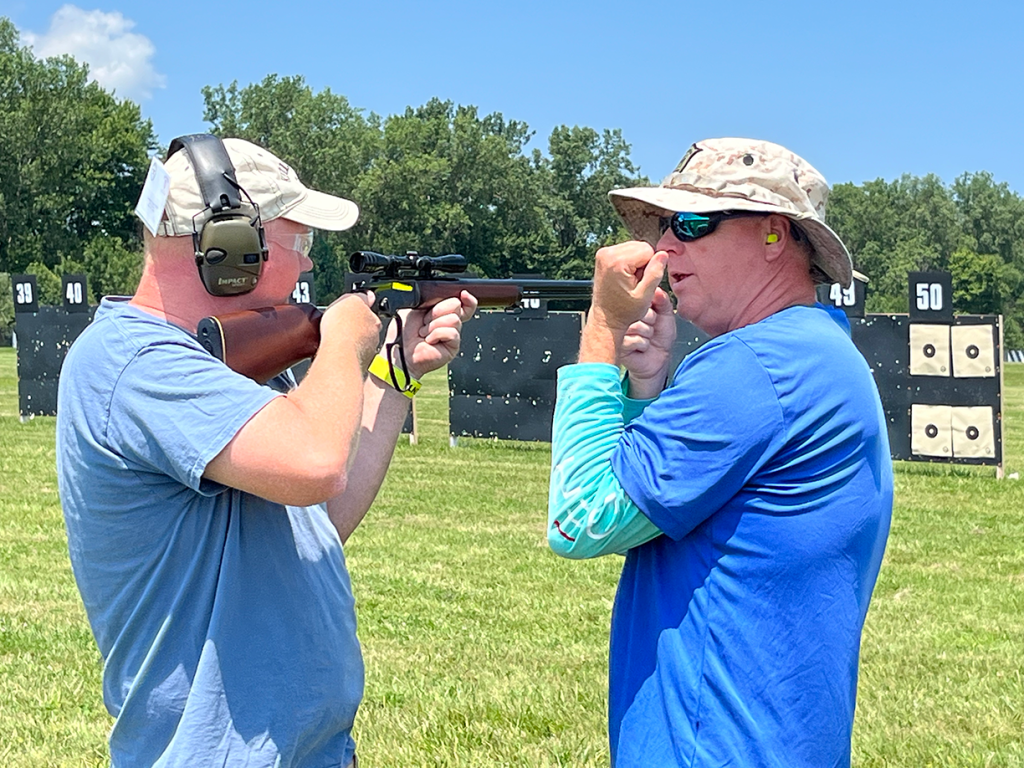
[851,313,1003,474]
[450,307,1003,476]
[448,313,710,443]
[9,275,374,430]
[13,275,93,418]
[14,305,95,418]
[448,311,584,442]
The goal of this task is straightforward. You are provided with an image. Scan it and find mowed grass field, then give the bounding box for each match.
[0,345,1022,767]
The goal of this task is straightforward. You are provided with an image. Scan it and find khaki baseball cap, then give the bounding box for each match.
[609,138,853,287]
[156,137,359,236]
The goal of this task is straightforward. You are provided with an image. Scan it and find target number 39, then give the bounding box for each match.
[12,274,38,313]
[15,282,33,305]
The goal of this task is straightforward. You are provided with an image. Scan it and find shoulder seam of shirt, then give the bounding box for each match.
[97,313,152,449]
[100,315,213,448]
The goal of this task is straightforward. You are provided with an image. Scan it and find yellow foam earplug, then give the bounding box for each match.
[766,234,779,244]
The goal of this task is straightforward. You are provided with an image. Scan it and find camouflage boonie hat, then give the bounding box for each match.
[609,138,853,287]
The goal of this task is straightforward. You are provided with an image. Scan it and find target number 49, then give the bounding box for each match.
[829,283,856,307]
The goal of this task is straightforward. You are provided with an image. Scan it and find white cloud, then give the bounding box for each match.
[22,5,166,101]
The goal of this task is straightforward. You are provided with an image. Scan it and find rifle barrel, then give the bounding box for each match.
[515,279,592,300]
[401,277,591,313]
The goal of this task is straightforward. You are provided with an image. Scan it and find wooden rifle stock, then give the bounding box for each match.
[196,303,323,384]
[198,277,591,382]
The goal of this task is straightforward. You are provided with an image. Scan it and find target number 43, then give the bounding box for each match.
[292,281,311,304]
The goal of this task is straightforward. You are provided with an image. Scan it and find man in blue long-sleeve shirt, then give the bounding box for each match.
[547,138,893,768]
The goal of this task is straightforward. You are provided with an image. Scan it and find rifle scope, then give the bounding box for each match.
[349,251,468,276]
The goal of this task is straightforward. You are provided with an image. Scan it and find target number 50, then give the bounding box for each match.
[916,283,944,311]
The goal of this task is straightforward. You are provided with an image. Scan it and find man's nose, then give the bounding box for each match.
[656,230,682,253]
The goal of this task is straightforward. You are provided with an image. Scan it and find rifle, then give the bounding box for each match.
[196,251,592,383]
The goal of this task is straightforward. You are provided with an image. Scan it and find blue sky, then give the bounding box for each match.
[3,0,1024,194]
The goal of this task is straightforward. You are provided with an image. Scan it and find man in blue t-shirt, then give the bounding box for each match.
[56,135,477,767]
[547,138,893,767]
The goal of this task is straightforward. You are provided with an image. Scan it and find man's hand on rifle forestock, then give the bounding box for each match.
[386,291,479,379]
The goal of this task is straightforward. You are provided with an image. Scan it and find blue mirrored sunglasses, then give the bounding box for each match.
[659,211,792,242]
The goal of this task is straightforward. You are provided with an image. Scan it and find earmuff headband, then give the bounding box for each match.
[167,134,244,214]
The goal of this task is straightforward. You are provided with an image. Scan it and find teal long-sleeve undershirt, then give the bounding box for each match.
[547,363,664,559]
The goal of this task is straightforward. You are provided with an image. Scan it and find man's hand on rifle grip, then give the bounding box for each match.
[321,292,381,372]
[383,291,479,380]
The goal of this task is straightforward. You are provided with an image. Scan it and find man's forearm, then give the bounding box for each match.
[578,312,626,365]
[203,335,369,506]
[547,364,662,558]
[326,375,411,543]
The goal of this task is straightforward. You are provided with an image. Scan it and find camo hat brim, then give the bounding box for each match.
[609,138,853,287]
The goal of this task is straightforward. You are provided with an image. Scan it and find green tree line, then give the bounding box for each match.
[828,174,1024,346]
[200,75,644,292]
[0,18,156,327]
[1,17,1022,347]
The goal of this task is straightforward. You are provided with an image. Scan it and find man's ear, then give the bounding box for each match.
[763,215,788,261]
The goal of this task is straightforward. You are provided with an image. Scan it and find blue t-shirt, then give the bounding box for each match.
[56,298,363,768]
[816,300,853,336]
[608,305,893,768]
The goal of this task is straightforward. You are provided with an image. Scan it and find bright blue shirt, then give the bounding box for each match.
[816,299,853,336]
[550,304,892,768]
[56,298,363,768]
